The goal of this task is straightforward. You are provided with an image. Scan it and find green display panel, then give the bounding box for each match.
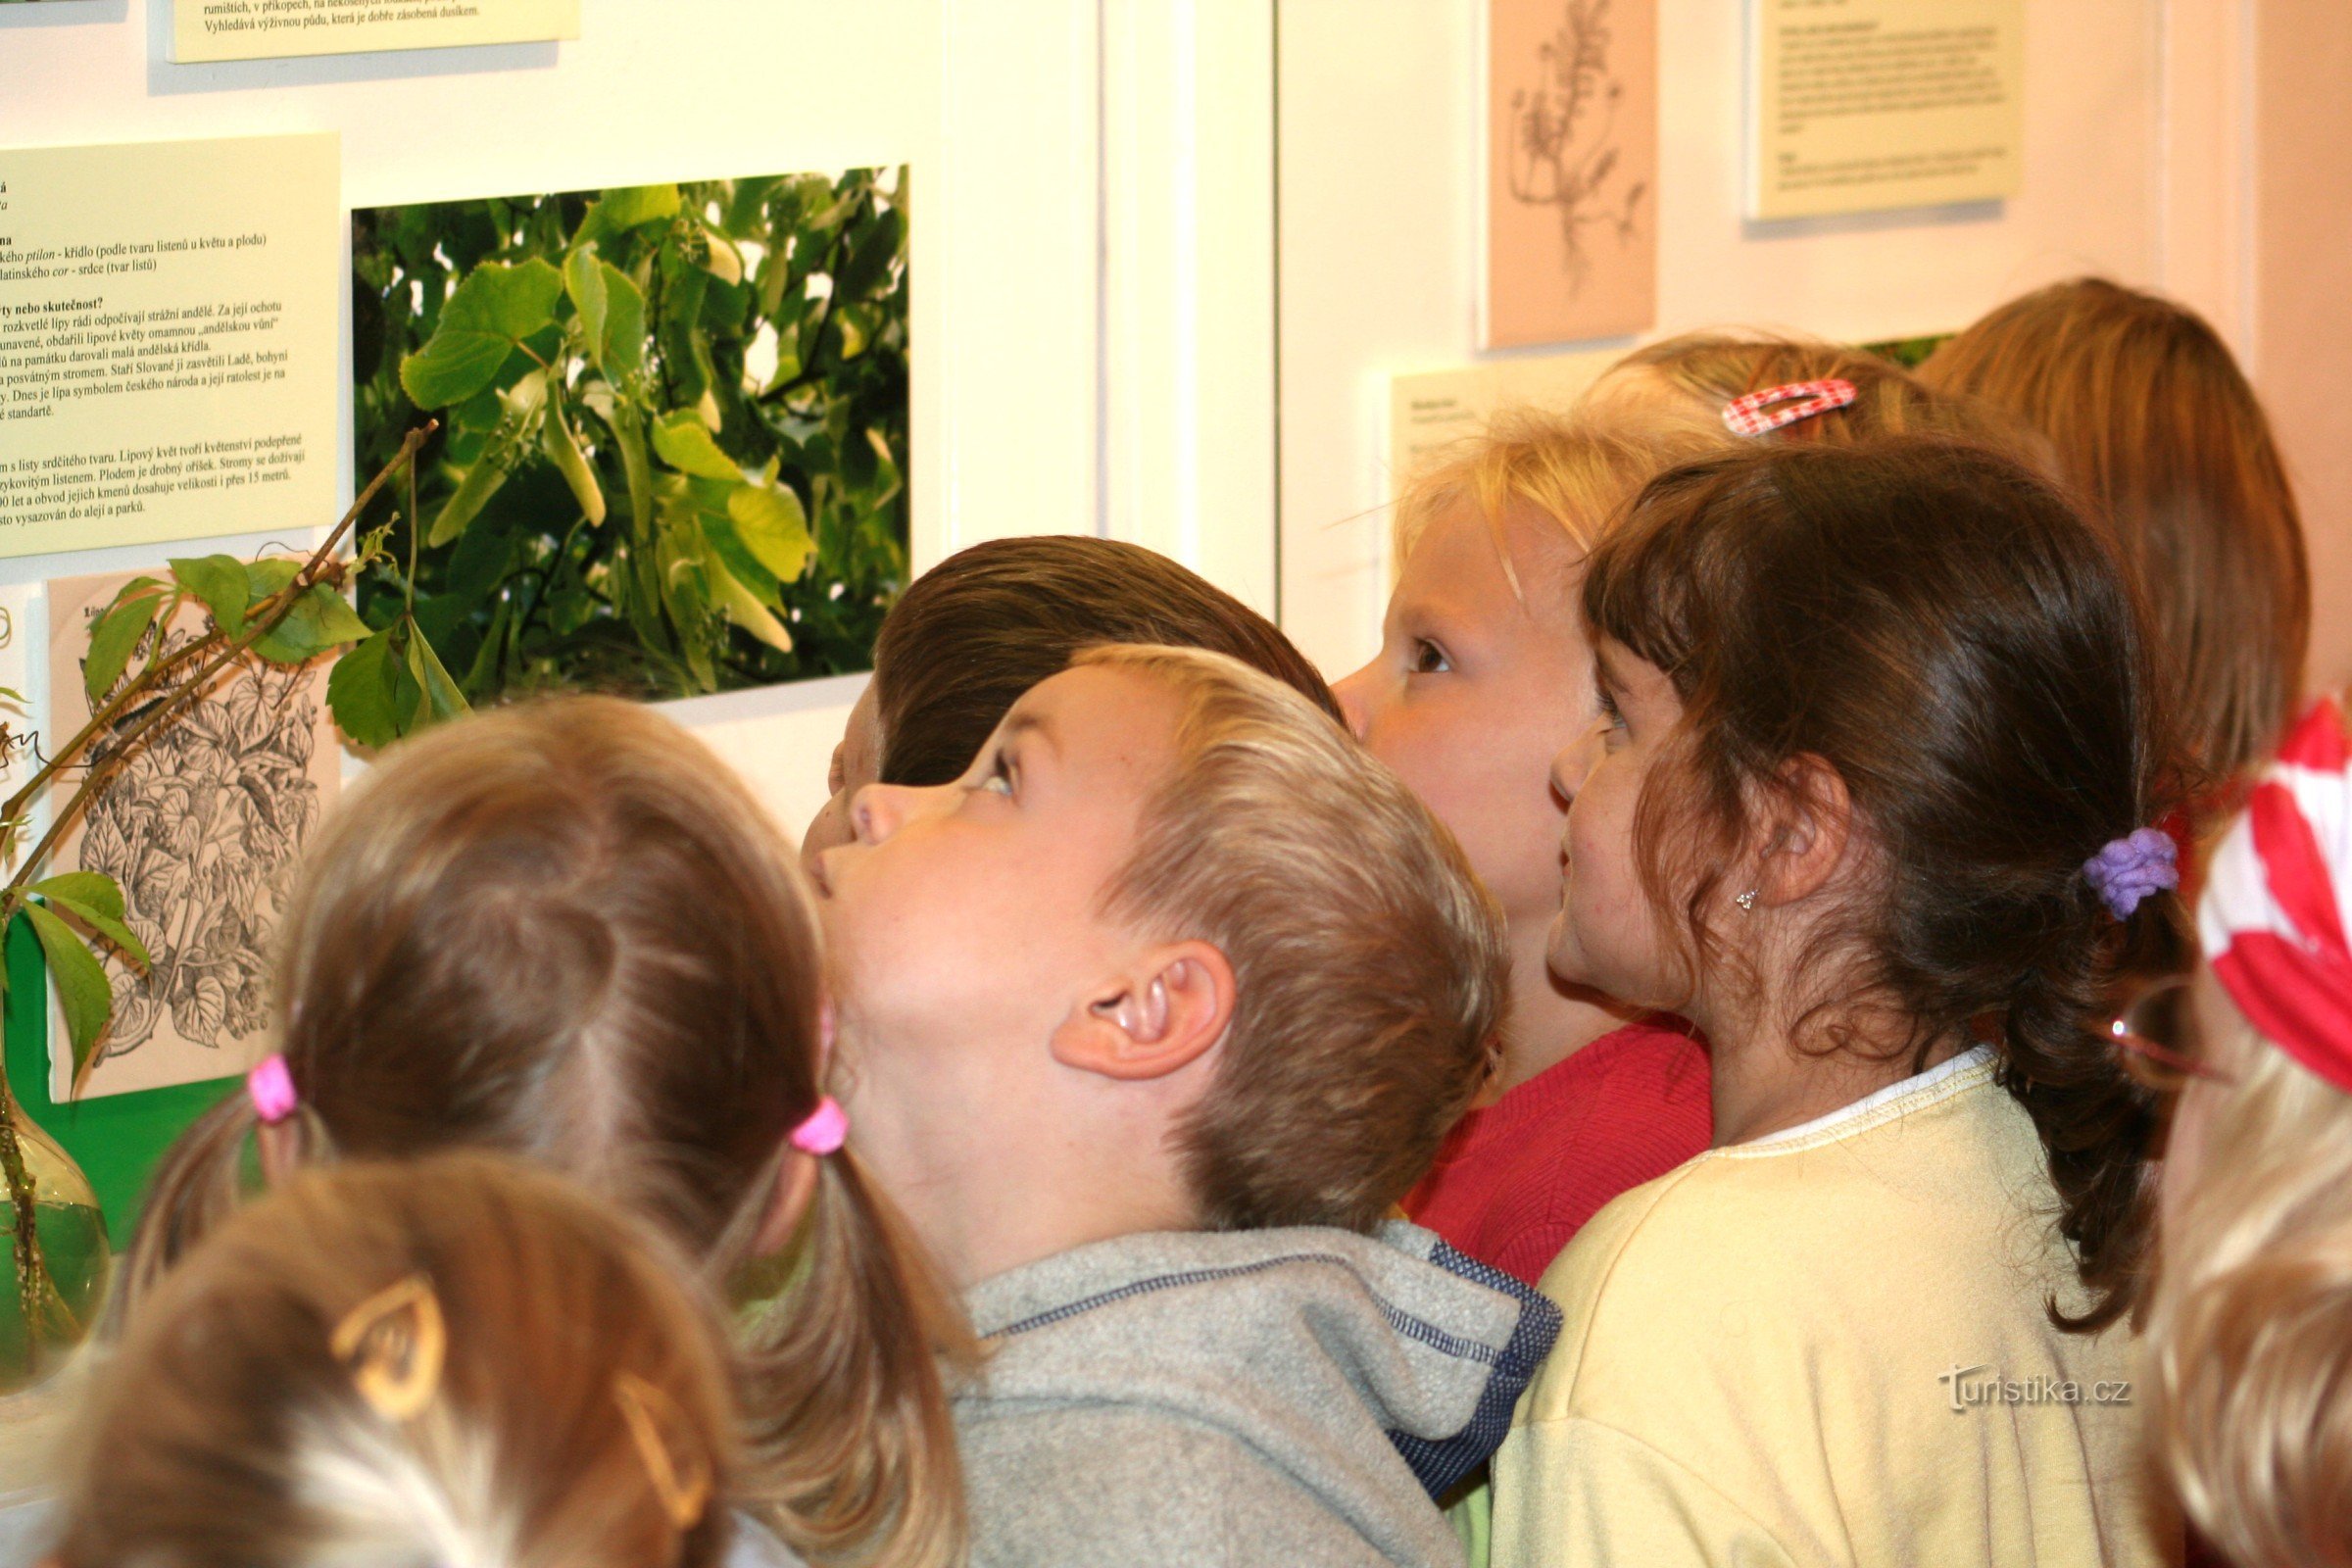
[3,917,233,1243]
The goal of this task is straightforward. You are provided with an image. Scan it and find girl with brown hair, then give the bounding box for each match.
[1488,438,2178,1566]
[1924,277,2311,821]
[47,1154,760,1568]
[110,697,967,1568]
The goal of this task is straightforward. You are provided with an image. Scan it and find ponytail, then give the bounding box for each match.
[111,1076,333,1334]
[1998,899,2165,1333]
[734,1152,973,1568]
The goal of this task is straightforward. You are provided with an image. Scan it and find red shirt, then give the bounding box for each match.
[1406,1018,1712,1286]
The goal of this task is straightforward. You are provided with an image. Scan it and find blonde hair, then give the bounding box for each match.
[1601,328,2047,459]
[56,1154,739,1568]
[122,697,968,1568]
[1075,643,1509,1230]
[2149,1028,2352,1567]
[1392,408,1715,589]
[1923,278,2310,789]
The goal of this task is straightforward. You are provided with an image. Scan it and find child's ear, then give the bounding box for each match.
[1051,940,1235,1082]
[1753,753,1853,908]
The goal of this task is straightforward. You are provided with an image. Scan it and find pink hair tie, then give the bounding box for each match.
[1722,378,1858,437]
[789,1096,849,1156]
[247,1054,299,1125]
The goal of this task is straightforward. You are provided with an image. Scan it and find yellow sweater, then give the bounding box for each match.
[1490,1047,2175,1568]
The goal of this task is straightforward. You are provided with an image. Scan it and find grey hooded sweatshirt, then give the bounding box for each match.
[956,1219,1561,1568]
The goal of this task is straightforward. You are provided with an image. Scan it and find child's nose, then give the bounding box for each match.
[1332,663,1375,741]
[1550,728,1601,803]
[849,782,912,845]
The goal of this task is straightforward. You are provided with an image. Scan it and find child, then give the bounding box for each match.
[120,697,965,1568]
[1925,278,2310,818]
[1490,440,2177,1566]
[2146,696,2352,1568]
[48,1153,775,1568]
[1335,413,1715,1285]
[810,644,1557,1568]
[803,534,1340,862]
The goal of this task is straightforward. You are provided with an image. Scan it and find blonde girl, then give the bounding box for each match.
[49,1153,755,1568]
[121,697,966,1568]
[2147,695,2352,1567]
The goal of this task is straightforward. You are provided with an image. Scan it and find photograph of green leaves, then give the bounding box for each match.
[349,168,908,733]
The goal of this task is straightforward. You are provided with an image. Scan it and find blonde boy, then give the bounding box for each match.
[811,644,1555,1568]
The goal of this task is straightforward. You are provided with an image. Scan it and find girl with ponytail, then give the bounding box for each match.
[1487,438,2179,1567]
[118,696,968,1568]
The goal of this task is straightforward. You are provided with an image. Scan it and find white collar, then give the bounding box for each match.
[1738,1043,1997,1150]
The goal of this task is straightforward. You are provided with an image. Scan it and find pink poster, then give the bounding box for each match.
[1484,0,1658,349]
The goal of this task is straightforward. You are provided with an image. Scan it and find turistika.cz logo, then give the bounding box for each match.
[1937,1364,2132,1414]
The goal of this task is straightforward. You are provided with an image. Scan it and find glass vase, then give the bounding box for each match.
[0,1108,110,1396]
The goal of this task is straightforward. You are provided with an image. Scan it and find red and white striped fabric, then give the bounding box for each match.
[2199,694,2352,1094]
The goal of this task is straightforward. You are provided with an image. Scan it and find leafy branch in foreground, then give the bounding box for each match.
[0,424,442,1371]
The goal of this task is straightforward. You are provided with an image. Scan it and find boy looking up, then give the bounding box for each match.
[811,645,1556,1568]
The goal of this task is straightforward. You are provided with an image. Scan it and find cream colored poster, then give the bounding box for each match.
[1389,349,1618,488]
[45,566,341,1101]
[172,0,579,62]
[1747,0,2024,220]
[1482,0,1657,350]
[0,134,338,561]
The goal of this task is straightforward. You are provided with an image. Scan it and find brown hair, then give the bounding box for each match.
[1601,329,2048,459]
[2150,1022,2352,1568]
[123,697,966,1568]
[1584,439,2175,1330]
[1077,643,1508,1230]
[871,535,1340,787]
[59,1154,738,1568]
[1924,278,2310,790]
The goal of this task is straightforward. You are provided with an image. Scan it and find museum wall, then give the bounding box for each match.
[1275,0,2178,677]
[0,0,1107,842]
[2254,0,2352,691]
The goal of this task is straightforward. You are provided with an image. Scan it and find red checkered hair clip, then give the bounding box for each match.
[1721,378,1859,437]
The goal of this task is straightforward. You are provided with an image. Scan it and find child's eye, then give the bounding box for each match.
[1410,639,1451,675]
[826,745,846,796]
[978,754,1015,798]
[1596,686,1628,741]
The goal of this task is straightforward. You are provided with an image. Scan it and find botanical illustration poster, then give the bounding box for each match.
[1484,0,1657,349]
[0,134,339,560]
[172,0,580,63]
[44,567,340,1101]
[352,169,908,708]
[1746,0,2024,220]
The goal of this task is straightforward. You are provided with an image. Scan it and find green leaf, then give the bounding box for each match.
[326,627,406,749]
[397,258,564,409]
[243,559,301,604]
[405,629,471,725]
[168,553,251,637]
[29,872,124,923]
[726,483,813,583]
[25,904,113,1080]
[834,206,905,301]
[710,559,795,654]
[592,183,682,234]
[542,401,608,525]
[652,411,741,481]
[82,591,161,704]
[30,875,151,972]
[428,454,513,548]
[252,584,373,665]
[566,249,645,381]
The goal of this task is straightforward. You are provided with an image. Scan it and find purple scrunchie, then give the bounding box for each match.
[2082,827,2180,919]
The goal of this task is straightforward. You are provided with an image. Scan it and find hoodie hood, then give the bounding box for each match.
[961,1220,1559,1531]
